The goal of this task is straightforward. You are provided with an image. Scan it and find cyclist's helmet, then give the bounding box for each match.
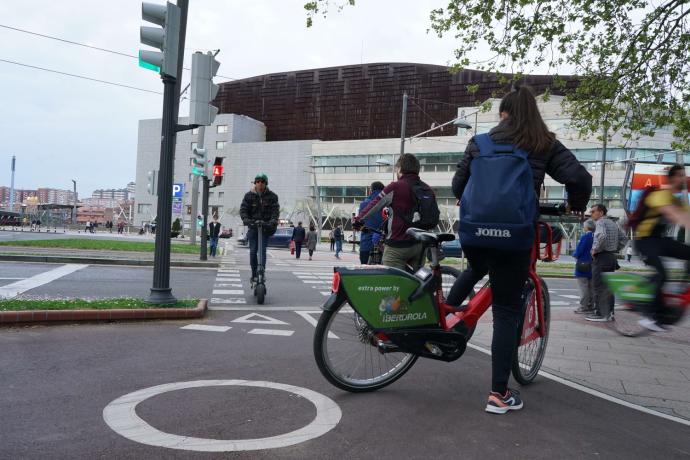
[254,173,268,185]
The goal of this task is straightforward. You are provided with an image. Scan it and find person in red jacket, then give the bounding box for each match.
[355,153,433,271]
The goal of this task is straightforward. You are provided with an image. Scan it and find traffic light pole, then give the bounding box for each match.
[189,125,206,244]
[148,0,189,306]
[200,177,209,261]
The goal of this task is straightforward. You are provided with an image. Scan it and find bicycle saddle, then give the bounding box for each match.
[406,228,455,244]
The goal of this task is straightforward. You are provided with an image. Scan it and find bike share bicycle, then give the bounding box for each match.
[604,272,690,336]
[313,204,565,392]
[251,220,268,305]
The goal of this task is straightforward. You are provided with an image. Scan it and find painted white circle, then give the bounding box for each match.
[102,380,341,452]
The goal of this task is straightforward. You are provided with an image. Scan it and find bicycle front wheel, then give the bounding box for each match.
[512,278,550,385]
[313,296,418,392]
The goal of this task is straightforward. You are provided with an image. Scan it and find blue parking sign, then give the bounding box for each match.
[172,183,183,198]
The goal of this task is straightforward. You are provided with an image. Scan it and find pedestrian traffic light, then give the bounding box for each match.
[139,2,181,78]
[146,170,158,195]
[189,51,220,126]
[197,214,203,227]
[192,146,206,176]
[212,157,224,187]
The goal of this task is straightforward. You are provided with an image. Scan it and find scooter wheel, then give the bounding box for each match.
[256,284,266,304]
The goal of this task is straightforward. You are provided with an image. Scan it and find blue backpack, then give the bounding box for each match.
[459,134,537,250]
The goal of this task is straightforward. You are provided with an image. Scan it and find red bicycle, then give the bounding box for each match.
[314,204,564,392]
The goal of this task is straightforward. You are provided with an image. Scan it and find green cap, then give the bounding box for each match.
[254,173,268,185]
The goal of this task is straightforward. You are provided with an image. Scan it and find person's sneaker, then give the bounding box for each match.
[250,277,257,288]
[638,317,667,333]
[574,307,595,314]
[485,389,523,414]
[585,313,613,322]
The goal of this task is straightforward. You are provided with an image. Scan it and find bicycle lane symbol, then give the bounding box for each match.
[103,380,341,452]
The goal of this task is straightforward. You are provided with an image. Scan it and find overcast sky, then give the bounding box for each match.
[0,0,478,197]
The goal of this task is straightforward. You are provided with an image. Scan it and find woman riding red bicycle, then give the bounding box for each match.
[450,85,591,414]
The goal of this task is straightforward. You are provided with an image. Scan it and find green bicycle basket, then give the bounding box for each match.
[603,272,655,303]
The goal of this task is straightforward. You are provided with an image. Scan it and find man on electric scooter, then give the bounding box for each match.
[632,164,690,332]
[240,173,280,286]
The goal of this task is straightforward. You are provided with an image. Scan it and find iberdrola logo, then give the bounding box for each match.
[379,296,403,313]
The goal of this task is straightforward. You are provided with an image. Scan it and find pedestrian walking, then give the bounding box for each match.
[291,221,306,259]
[358,181,385,264]
[573,220,596,314]
[209,216,221,257]
[334,225,343,259]
[306,224,318,260]
[626,245,633,262]
[85,220,91,233]
[329,229,335,251]
[586,204,628,322]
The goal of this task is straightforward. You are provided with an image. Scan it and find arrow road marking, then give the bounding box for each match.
[231,313,289,325]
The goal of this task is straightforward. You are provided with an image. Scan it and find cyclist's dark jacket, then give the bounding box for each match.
[357,173,433,248]
[452,121,592,212]
[240,188,280,235]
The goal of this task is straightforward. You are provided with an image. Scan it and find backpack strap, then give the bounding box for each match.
[474,133,529,159]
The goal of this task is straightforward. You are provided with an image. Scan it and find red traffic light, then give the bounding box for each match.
[212,165,223,177]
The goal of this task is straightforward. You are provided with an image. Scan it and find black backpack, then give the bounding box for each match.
[405,179,440,230]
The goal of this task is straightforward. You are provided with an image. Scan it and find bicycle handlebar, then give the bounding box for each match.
[539,202,567,216]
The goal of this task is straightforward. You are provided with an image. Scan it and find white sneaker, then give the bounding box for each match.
[638,318,667,333]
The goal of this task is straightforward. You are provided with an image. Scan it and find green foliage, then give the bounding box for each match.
[305,0,690,149]
[0,298,199,311]
[0,238,200,254]
[172,218,182,233]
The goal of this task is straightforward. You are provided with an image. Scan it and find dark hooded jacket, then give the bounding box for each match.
[452,121,592,212]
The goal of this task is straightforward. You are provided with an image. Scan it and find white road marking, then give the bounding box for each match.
[0,264,88,299]
[248,328,295,336]
[321,291,331,296]
[181,324,232,332]
[295,311,338,339]
[466,343,690,428]
[232,313,289,325]
[102,380,342,452]
[0,277,26,280]
[214,283,243,288]
[560,294,582,299]
[302,280,324,284]
[212,290,244,295]
[550,301,570,306]
[210,298,247,305]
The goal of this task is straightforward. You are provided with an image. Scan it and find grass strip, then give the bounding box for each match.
[0,239,200,254]
[0,298,199,311]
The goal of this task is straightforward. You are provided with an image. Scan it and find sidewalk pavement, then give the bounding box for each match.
[470,309,690,421]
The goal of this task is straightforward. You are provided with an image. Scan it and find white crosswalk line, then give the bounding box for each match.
[0,264,88,299]
[210,298,246,304]
[212,290,244,295]
[248,328,294,336]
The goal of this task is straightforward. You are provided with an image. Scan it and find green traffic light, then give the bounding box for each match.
[138,51,160,73]
[192,167,204,176]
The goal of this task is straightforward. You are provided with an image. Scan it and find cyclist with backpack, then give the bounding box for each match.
[452,85,591,414]
[630,164,690,331]
[354,153,439,271]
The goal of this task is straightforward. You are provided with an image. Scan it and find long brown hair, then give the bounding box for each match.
[499,85,555,157]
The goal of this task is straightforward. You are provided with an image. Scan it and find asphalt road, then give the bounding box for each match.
[1,310,689,459]
[1,249,689,458]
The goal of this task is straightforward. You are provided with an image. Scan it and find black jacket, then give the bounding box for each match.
[291,226,306,242]
[452,122,592,212]
[240,188,280,235]
[209,222,221,238]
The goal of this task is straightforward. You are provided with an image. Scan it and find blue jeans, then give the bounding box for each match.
[335,239,343,258]
[247,227,269,278]
[209,237,219,257]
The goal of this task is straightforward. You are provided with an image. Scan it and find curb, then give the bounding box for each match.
[0,299,207,324]
[0,254,219,268]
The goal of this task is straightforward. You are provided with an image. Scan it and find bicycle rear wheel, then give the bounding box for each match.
[314,296,418,392]
[512,278,550,385]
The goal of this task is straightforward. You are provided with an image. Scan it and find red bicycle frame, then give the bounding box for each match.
[438,222,556,344]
